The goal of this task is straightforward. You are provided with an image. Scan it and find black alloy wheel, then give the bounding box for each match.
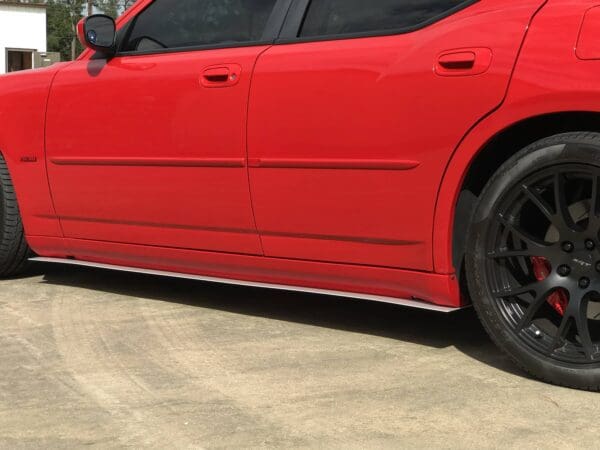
[467,133,600,390]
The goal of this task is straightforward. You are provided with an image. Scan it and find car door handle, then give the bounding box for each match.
[435,48,492,77]
[201,64,241,88]
[438,52,476,70]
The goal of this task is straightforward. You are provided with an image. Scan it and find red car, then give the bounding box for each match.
[2,0,600,390]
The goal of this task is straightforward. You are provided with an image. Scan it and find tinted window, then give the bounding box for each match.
[300,0,468,37]
[122,0,278,52]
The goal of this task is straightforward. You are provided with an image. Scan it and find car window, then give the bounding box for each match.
[300,0,469,38]
[121,0,279,52]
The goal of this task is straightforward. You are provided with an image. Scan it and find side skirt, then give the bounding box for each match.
[30,257,465,313]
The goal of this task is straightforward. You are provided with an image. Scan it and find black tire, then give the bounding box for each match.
[467,132,600,391]
[0,154,32,277]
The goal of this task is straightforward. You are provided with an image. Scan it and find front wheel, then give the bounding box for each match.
[467,132,600,391]
[0,154,31,277]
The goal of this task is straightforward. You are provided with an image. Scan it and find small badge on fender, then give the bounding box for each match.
[20,156,38,163]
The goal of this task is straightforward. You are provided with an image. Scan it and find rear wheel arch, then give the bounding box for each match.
[450,112,600,298]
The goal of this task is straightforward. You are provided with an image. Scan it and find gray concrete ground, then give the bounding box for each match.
[0,262,598,449]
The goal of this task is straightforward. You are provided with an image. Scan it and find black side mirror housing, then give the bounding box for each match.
[77,14,117,57]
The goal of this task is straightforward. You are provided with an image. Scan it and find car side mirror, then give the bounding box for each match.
[77,14,116,57]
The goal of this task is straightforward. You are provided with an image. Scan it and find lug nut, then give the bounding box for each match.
[562,242,574,253]
[586,239,596,250]
[557,265,571,277]
[579,277,591,289]
[596,261,600,273]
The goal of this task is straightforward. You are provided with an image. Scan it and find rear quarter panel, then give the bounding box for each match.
[435,0,600,273]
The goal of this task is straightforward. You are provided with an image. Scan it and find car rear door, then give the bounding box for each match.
[46,0,291,256]
[247,0,546,270]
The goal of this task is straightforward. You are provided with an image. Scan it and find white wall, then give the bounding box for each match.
[0,4,47,74]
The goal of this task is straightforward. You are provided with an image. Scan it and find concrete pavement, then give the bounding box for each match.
[0,263,598,449]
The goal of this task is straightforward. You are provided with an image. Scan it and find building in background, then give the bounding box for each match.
[0,1,60,74]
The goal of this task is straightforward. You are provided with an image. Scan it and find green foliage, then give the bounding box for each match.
[46,0,83,61]
[96,0,119,18]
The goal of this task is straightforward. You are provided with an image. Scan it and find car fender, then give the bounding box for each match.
[0,64,70,243]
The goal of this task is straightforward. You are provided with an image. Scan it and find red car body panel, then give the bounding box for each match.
[247,0,543,270]
[2,0,600,309]
[45,47,268,256]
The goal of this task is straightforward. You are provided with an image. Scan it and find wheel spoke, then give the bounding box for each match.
[515,286,555,330]
[549,313,573,353]
[547,293,596,360]
[489,249,539,259]
[553,173,578,233]
[494,279,544,300]
[591,175,600,217]
[521,184,555,222]
[576,314,595,361]
[498,214,548,251]
[588,175,600,232]
[574,297,596,361]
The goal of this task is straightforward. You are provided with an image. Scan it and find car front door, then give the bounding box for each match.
[247,0,545,270]
[46,0,289,256]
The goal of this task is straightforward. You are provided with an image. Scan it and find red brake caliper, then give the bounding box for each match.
[531,256,568,315]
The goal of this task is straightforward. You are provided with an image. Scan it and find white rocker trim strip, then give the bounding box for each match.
[30,257,465,313]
